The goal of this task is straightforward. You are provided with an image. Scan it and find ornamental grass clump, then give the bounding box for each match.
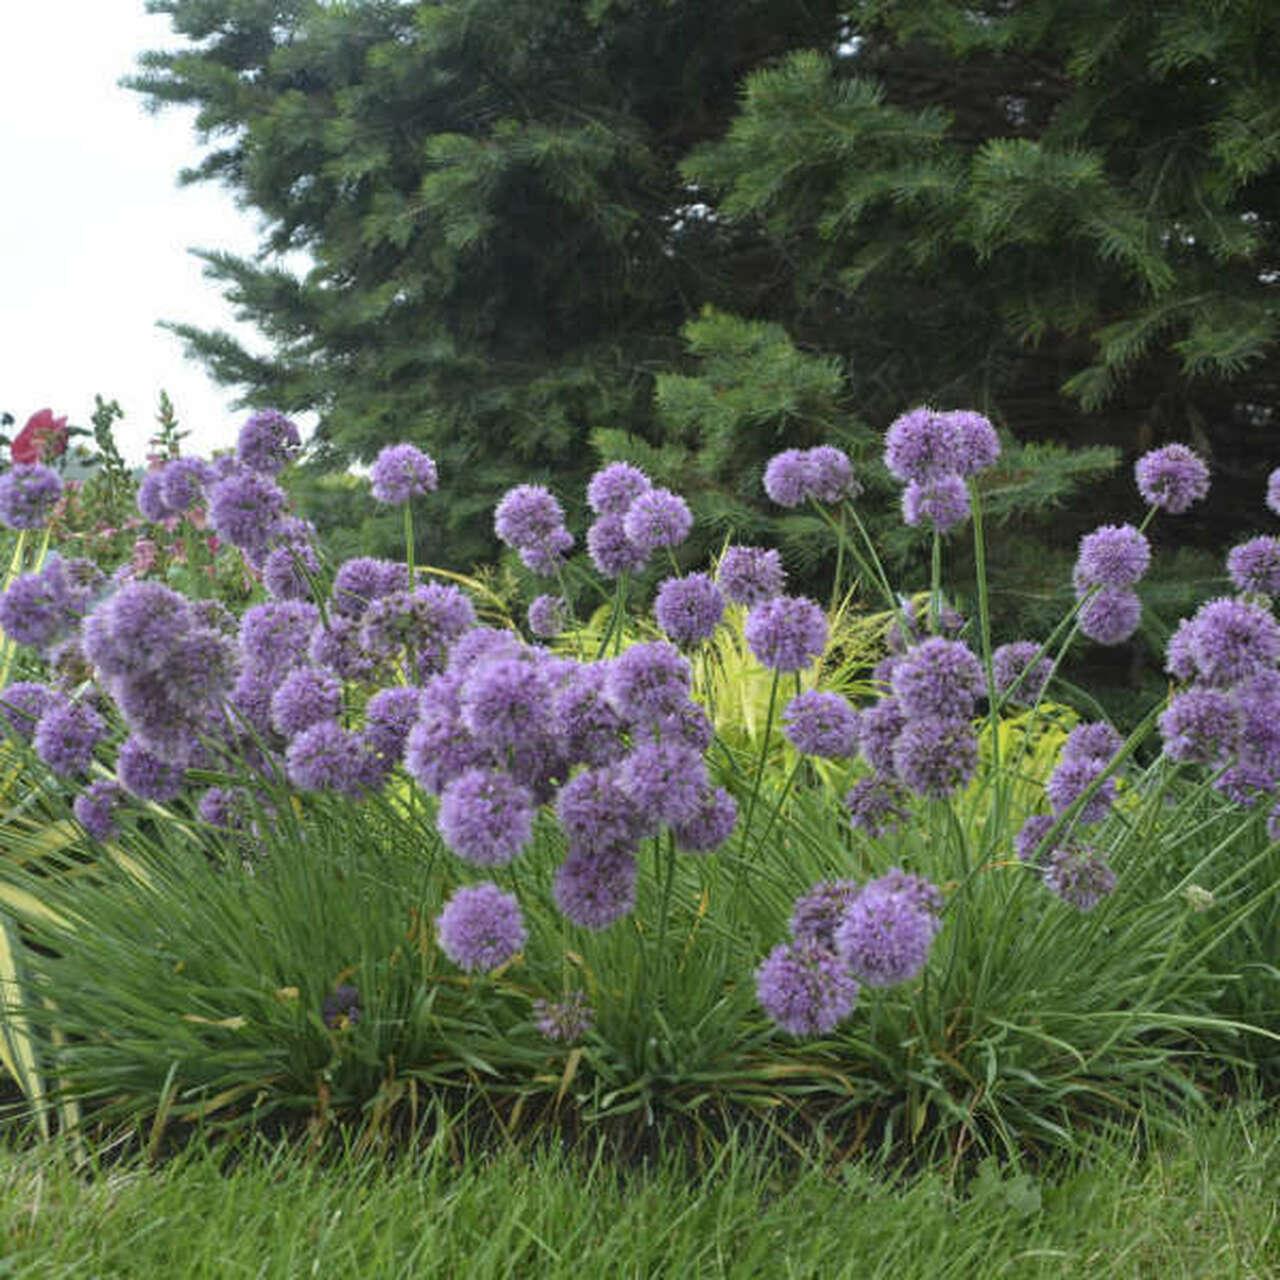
[1,407,1276,1163]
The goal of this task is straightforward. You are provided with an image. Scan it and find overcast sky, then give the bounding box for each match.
[1,2,285,464]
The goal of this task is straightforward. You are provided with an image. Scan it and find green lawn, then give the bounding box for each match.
[0,1107,1275,1278]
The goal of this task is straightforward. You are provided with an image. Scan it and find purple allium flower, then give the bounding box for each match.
[321,984,362,1030]
[262,542,320,602]
[1014,814,1056,865]
[361,583,477,672]
[1043,847,1116,911]
[834,881,939,987]
[82,580,192,679]
[285,720,374,796]
[556,765,645,856]
[789,880,861,950]
[892,717,978,800]
[494,484,567,551]
[885,598,966,654]
[459,657,550,750]
[859,697,907,776]
[519,527,575,576]
[207,468,287,559]
[0,682,59,740]
[239,601,319,682]
[1045,756,1115,824]
[762,450,813,507]
[404,676,488,794]
[755,942,859,1037]
[1079,587,1142,646]
[902,474,970,531]
[1074,524,1151,590]
[236,409,301,474]
[844,776,909,836]
[884,407,960,483]
[552,666,627,767]
[1134,444,1210,514]
[117,733,185,802]
[1187,597,1280,686]
[160,457,211,512]
[673,786,738,853]
[605,640,692,725]
[369,443,437,504]
[362,686,421,764]
[437,768,535,867]
[654,573,724,647]
[33,701,104,777]
[1061,721,1123,764]
[807,446,860,503]
[1268,468,1280,517]
[1165,617,1199,682]
[744,595,827,672]
[309,615,378,682]
[0,570,70,650]
[656,698,714,753]
[527,594,567,639]
[270,666,342,738]
[1227,536,1280,596]
[991,641,1052,707]
[946,411,1001,476]
[622,487,692,553]
[717,545,786,607]
[586,514,649,577]
[198,786,251,831]
[73,779,124,842]
[447,627,522,675]
[587,462,651,516]
[533,990,593,1043]
[136,469,175,522]
[617,740,707,826]
[0,464,62,529]
[331,558,408,618]
[435,882,526,972]
[869,868,944,916]
[1158,688,1239,764]
[891,637,985,721]
[782,689,859,757]
[554,847,637,929]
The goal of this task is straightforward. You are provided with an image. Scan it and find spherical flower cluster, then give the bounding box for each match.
[672,786,738,853]
[833,875,940,988]
[744,596,827,672]
[1045,756,1116,824]
[435,882,526,972]
[1227,536,1280,596]
[884,407,1000,482]
[33,700,105,777]
[891,638,984,720]
[789,879,861,950]
[362,685,421,764]
[117,734,186,802]
[0,564,79,650]
[902,474,970,532]
[285,720,377,796]
[332,558,408,618]
[1134,444,1209,514]
[1177,597,1280,687]
[554,848,637,930]
[437,768,535,866]
[782,690,859,758]
[755,942,860,1036]
[527,594,567,639]
[270,666,342,738]
[73,779,124,842]
[0,464,62,530]
[532,990,593,1043]
[236,409,301,474]
[844,776,908,836]
[1014,814,1057,865]
[1043,847,1116,911]
[717,545,786,606]
[653,573,724,647]
[1158,688,1239,765]
[494,484,574,574]
[262,541,321,602]
[587,462,651,516]
[1268,467,1280,518]
[605,641,691,724]
[1061,721,1123,764]
[370,443,437,504]
[551,667,627,767]
[857,697,906,775]
[1079,587,1142,646]
[622,487,692,553]
[891,716,979,799]
[556,766,644,857]
[762,446,859,508]
[617,740,706,826]
[1073,525,1151,591]
[991,641,1051,707]
[321,985,362,1030]
[208,468,286,560]
[0,682,58,740]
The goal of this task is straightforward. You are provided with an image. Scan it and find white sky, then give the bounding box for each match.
[1,2,289,465]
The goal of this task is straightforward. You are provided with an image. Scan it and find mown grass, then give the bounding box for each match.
[0,1106,1275,1278]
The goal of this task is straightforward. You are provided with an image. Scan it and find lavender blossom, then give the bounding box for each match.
[717,545,786,606]
[755,942,859,1037]
[586,514,649,577]
[834,880,940,987]
[0,464,62,529]
[437,768,535,866]
[370,443,438,504]
[1078,587,1141,646]
[73,779,124,842]
[435,882,526,972]
[744,595,827,672]
[1043,847,1116,911]
[653,573,724,647]
[587,462,651,516]
[789,880,861,950]
[554,847,637,929]
[1227,536,1280,596]
[991,641,1051,707]
[902,474,970,531]
[782,690,859,758]
[33,701,104,777]
[892,717,978,799]
[672,786,738,853]
[1134,444,1210,514]
[622,487,692,553]
[844,776,908,836]
[1073,525,1151,590]
[891,637,985,720]
[236,409,301,474]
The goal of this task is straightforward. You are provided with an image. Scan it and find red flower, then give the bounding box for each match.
[11,409,69,465]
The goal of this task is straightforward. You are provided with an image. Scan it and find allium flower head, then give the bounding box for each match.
[527,594,567,639]
[755,942,859,1036]
[992,641,1051,707]
[586,514,648,577]
[1061,721,1123,764]
[361,583,476,672]
[1165,617,1198,681]
[946,410,1001,476]
[654,573,724,647]
[331,558,408,618]
[844,776,908,836]
[370,443,437,504]
[238,601,319,682]
[1227,536,1280,596]
[1074,524,1151,590]
[236,409,301,474]
[1043,847,1116,911]
[1046,755,1115,825]
[1187,596,1280,686]
[902,474,970,531]
[617,739,707,826]
[1159,688,1239,764]
[0,682,59,740]
[587,462,650,516]
[160,457,211,512]
[858,697,906,776]
[533,991,593,1043]
[606,640,691,724]
[208,469,286,558]
[0,464,62,529]
[744,595,827,672]
[117,733,185,802]
[34,701,104,777]
[1079,587,1141,646]
[834,881,939,987]
[363,685,422,764]
[807,446,859,503]
[270,666,342,738]
[554,847,637,929]
[556,765,645,856]
[447,626,522,674]
[789,879,861,950]
[1268,467,1280,518]
[892,717,978,799]
[0,569,72,650]
[309,615,378,683]
[883,407,960,483]
[868,868,944,916]
[1135,444,1210,514]
[891,637,985,720]
[673,786,738,853]
[494,484,566,551]
[438,768,535,866]
[622,487,692,553]
[74,779,124,842]
[782,690,859,757]
[1014,814,1057,864]
[460,657,550,750]
[137,469,176,522]
[404,675,487,794]
[552,666,627,766]
[435,882,526,972]
[285,720,376,796]
[717,545,785,606]
[762,450,813,507]
[518,527,575,576]
[321,985,362,1030]
[83,580,192,678]
[262,541,320,602]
